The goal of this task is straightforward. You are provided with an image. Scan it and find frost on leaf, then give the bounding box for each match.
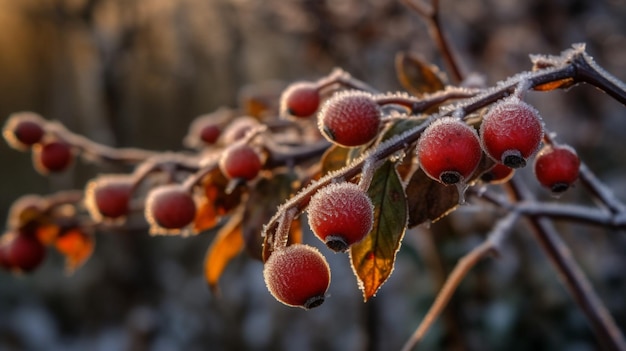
[350,160,407,301]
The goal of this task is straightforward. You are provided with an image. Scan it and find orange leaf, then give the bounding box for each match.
[533,78,575,91]
[54,228,94,274]
[204,209,245,295]
[36,223,60,245]
[194,198,219,232]
[203,168,244,216]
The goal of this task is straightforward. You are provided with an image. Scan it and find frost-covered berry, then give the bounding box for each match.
[86,175,134,221]
[307,182,374,252]
[219,144,263,181]
[145,185,197,232]
[3,112,46,150]
[318,91,381,147]
[480,98,544,168]
[280,82,321,119]
[33,140,73,174]
[2,232,46,272]
[263,244,331,309]
[417,117,482,185]
[534,144,580,193]
[200,124,221,145]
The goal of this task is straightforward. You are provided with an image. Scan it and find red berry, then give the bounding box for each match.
[480,163,515,184]
[219,144,263,181]
[534,144,580,193]
[200,124,221,145]
[263,244,330,309]
[4,232,46,272]
[417,117,482,185]
[318,91,381,147]
[307,182,374,252]
[33,140,73,173]
[3,112,45,150]
[146,185,197,232]
[86,176,134,221]
[480,98,544,168]
[280,82,321,119]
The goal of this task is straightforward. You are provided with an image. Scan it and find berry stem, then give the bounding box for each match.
[182,157,219,193]
[315,68,379,94]
[46,121,158,164]
[273,208,297,251]
[374,87,480,114]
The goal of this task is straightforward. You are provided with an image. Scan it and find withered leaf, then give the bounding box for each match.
[405,168,459,228]
[395,52,446,96]
[203,208,244,295]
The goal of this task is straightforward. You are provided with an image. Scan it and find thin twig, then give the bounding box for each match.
[400,211,520,351]
[578,163,626,214]
[472,189,626,229]
[506,178,626,351]
[47,121,158,164]
[402,0,464,83]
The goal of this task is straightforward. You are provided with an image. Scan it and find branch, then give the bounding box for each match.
[46,121,158,164]
[263,44,626,253]
[401,0,464,83]
[400,211,520,351]
[473,189,626,229]
[506,177,626,351]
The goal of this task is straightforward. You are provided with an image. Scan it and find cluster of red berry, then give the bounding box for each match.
[0,68,584,309]
[3,112,74,174]
[261,80,583,309]
[0,110,268,273]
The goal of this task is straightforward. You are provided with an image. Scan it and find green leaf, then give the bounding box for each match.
[350,160,408,301]
[405,168,459,228]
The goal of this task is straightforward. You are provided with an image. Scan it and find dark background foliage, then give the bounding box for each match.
[0,0,625,350]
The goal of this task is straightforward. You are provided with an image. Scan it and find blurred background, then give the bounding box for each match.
[1,0,625,350]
